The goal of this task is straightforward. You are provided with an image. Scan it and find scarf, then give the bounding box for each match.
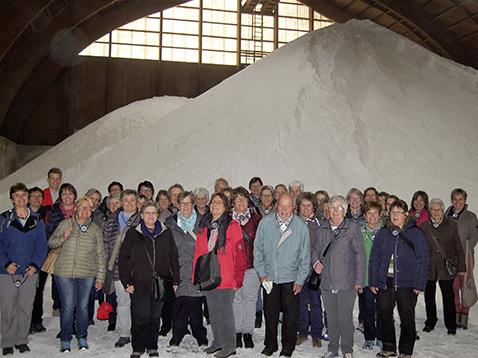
[140,219,163,240]
[177,209,197,233]
[60,203,75,219]
[232,208,251,226]
[200,211,231,250]
[276,213,293,234]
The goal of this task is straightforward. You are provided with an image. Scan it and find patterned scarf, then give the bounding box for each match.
[177,209,197,233]
[232,208,251,227]
[140,219,163,239]
[276,213,293,234]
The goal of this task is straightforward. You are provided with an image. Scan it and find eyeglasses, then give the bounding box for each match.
[179,201,193,206]
[329,206,344,212]
[390,210,405,216]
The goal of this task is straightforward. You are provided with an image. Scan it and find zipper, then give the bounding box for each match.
[394,237,398,290]
[72,226,80,278]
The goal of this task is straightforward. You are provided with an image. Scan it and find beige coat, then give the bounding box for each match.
[49,218,106,283]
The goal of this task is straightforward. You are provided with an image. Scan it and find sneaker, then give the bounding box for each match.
[115,337,131,348]
[78,338,88,350]
[279,351,292,357]
[2,347,13,356]
[296,335,308,345]
[107,323,116,331]
[60,341,71,353]
[321,333,329,341]
[319,352,338,358]
[356,322,364,333]
[376,340,383,349]
[130,352,143,358]
[398,355,411,358]
[243,333,254,348]
[14,344,30,353]
[376,352,397,357]
[422,326,433,332]
[146,349,159,357]
[312,338,322,348]
[343,354,353,358]
[362,340,374,350]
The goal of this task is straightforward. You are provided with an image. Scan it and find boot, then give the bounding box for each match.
[243,333,254,348]
[255,311,262,328]
[312,337,322,347]
[236,333,243,348]
[456,312,462,328]
[461,314,469,330]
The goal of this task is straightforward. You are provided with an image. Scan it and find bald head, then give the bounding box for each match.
[277,193,294,221]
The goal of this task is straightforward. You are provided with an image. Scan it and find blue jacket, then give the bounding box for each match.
[0,210,48,275]
[46,203,68,239]
[254,214,310,285]
[368,220,429,291]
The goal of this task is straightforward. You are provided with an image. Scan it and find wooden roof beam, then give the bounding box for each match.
[299,0,356,23]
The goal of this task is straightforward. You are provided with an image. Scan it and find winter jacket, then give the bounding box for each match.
[303,217,321,279]
[118,222,180,295]
[193,219,247,289]
[0,210,48,275]
[254,214,310,286]
[314,218,365,291]
[237,212,261,270]
[421,218,466,281]
[409,208,429,227]
[102,210,140,281]
[49,218,106,282]
[369,220,429,291]
[360,224,382,286]
[346,207,365,226]
[41,187,58,213]
[165,215,202,297]
[445,205,478,255]
[46,203,72,239]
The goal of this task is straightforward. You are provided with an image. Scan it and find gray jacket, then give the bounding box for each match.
[445,205,478,255]
[165,215,203,298]
[314,218,365,291]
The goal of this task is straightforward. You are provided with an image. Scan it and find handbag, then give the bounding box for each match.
[40,248,60,274]
[308,239,332,291]
[430,230,458,276]
[194,247,222,291]
[143,239,175,302]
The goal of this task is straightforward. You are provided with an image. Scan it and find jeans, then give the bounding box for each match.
[298,285,324,339]
[360,287,377,340]
[55,276,95,341]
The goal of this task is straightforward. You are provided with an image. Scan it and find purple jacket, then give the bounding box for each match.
[369,220,429,291]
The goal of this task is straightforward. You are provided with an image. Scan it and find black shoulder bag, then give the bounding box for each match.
[308,240,332,291]
[143,239,174,302]
[194,236,222,291]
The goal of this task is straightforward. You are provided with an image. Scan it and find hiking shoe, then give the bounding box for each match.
[60,341,71,353]
[296,335,308,345]
[261,347,278,356]
[362,340,374,350]
[321,332,329,341]
[312,338,322,347]
[447,329,456,335]
[376,352,397,357]
[115,336,131,347]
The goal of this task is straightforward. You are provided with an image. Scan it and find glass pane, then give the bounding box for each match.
[203,0,236,11]
[111,44,159,60]
[163,7,199,21]
[203,36,237,51]
[162,33,198,48]
[145,17,160,31]
[80,42,109,57]
[278,29,307,42]
[314,20,332,30]
[162,19,199,34]
[120,18,147,31]
[203,23,237,38]
[162,47,198,63]
[279,2,308,18]
[202,50,236,65]
[203,9,237,24]
[181,0,200,8]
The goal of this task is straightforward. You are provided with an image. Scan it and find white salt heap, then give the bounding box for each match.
[1,19,478,357]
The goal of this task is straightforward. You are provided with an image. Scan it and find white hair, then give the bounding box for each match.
[429,198,445,211]
[288,180,304,191]
[329,195,347,212]
[193,187,210,201]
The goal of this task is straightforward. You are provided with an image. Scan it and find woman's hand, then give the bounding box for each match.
[354,285,363,294]
[25,265,36,276]
[370,287,378,294]
[6,262,17,275]
[313,261,323,274]
[63,226,72,240]
[413,289,421,295]
[95,280,103,291]
[126,285,135,294]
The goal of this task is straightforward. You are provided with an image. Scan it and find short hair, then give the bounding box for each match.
[177,191,195,205]
[214,177,229,191]
[231,186,250,204]
[168,183,184,196]
[315,190,329,200]
[288,180,304,191]
[364,201,382,214]
[210,192,230,211]
[76,196,93,209]
[388,194,399,202]
[28,187,44,198]
[221,187,233,196]
[364,187,378,197]
[429,198,445,211]
[274,184,288,193]
[121,189,138,201]
[390,199,408,213]
[346,188,363,204]
[59,183,78,200]
[248,177,263,189]
[296,192,318,212]
[137,181,154,195]
[140,200,158,214]
[260,185,274,197]
[155,189,169,202]
[329,195,347,212]
[378,191,389,199]
[108,192,121,203]
[85,188,102,201]
[107,181,124,193]
[450,188,467,202]
[193,187,209,201]
[10,183,28,199]
[47,167,62,177]
[410,191,429,211]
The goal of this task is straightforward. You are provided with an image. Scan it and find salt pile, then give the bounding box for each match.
[1,19,478,212]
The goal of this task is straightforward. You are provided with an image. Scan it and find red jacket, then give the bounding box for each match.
[192,220,247,289]
[42,188,55,208]
[239,212,261,269]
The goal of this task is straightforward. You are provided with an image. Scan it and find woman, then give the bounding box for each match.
[119,201,180,358]
[231,187,261,349]
[296,192,324,348]
[258,185,275,217]
[156,190,172,222]
[193,188,210,219]
[165,191,208,348]
[274,184,288,202]
[346,188,365,225]
[409,191,429,227]
[0,183,48,355]
[369,200,429,358]
[49,196,106,352]
[314,195,365,358]
[421,198,465,335]
[445,188,478,329]
[193,192,247,358]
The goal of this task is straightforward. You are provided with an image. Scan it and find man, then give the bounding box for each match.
[363,187,379,203]
[254,194,310,357]
[42,167,62,212]
[103,189,141,348]
[445,188,478,329]
[27,187,47,221]
[288,181,304,202]
[248,177,263,209]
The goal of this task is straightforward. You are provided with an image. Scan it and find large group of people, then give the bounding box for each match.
[0,168,477,358]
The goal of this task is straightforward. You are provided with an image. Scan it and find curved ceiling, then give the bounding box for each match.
[0,0,477,143]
